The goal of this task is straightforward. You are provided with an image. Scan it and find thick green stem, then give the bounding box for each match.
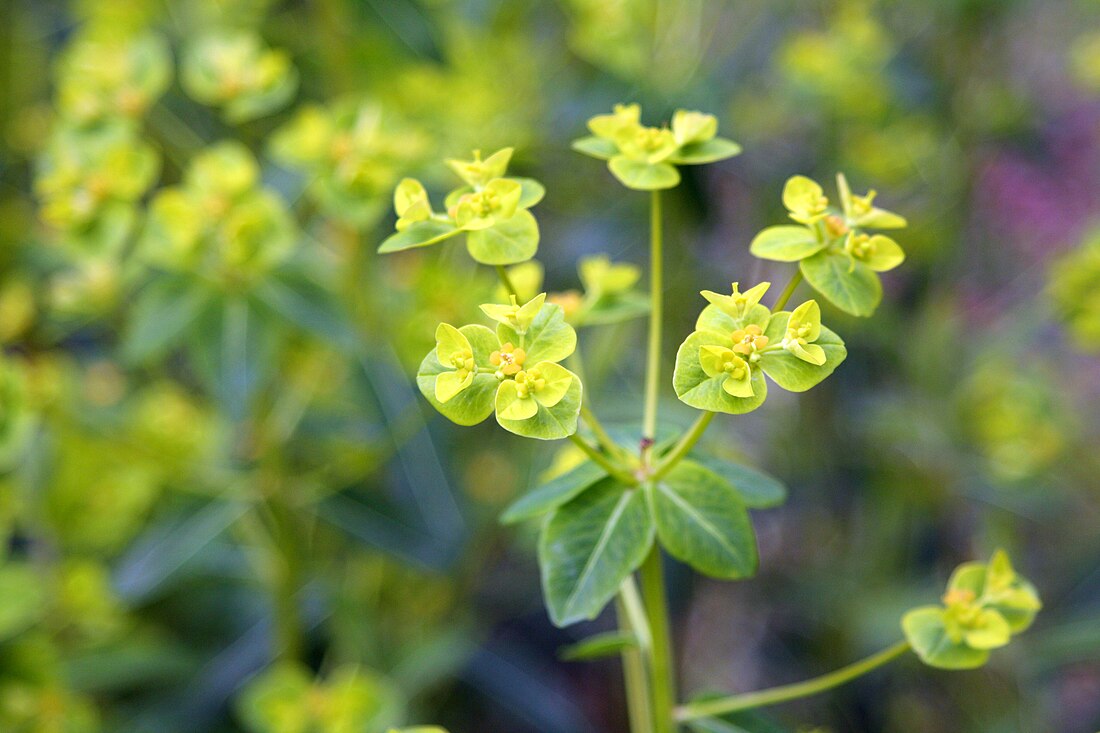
[652,411,714,481]
[616,579,654,733]
[495,265,518,297]
[642,189,663,465]
[675,641,911,721]
[640,546,676,733]
[772,269,804,311]
[568,433,637,485]
[267,495,305,662]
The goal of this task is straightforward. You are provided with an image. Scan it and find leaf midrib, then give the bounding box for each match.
[563,491,634,616]
[655,480,747,568]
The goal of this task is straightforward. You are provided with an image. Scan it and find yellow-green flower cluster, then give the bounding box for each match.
[674,282,847,414]
[272,100,427,227]
[418,294,583,440]
[182,31,298,123]
[55,32,171,127]
[573,104,741,190]
[1048,229,1100,351]
[751,173,907,316]
[378,147,545,265]
[141,142,296,281]
[903,550,1041,669]
[35,124,159,253]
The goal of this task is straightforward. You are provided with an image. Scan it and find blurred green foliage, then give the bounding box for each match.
[0,0,1098,731]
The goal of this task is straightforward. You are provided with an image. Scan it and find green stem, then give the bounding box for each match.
[652,411,714,481]
[267,494,305,662]
[616,583,654,733]
[640,546,676,733]
[568,433,637,485]
[642,189,664,465]
[495,265,518,297]
[772,269,804,311]
[581,404,630,461]
[675,641,911,721]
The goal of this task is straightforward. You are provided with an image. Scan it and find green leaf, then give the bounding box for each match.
[902,607,990,670]
[0,563,46,641]
[668,137,742,164]
[558,630,638,661]
[607,156,681,190]
[466,209,539,265]
[648,461,757,579]
[512,177,546,208]
[800,251,882,317]
[695,303,771,334]
[378,220,460,253]
[539,480,654,626]
[673,330,768,414]
[749,226,826,262]
[416,325,499,426]
[758,312,847,392]
[496,370,582,440]
[691,456,787,509]
[123,277,216,363]
[501,460,608,524]
[497,302,576,364]
[571,136,619,160]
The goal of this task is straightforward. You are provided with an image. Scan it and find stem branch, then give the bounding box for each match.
[675,641,911,721]
[652,411,714,481]
[568,433,637,485]
[772,269,804,311]
[495,265,518,298]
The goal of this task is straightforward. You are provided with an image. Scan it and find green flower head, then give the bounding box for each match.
[271,101,428,228]
[56,32,171,126]
[902,549,1041,670]
[417,297,581,440]
[35,124,159,253]
[182,31,299,123]
[378,146,545,266]
[446,147,514,188]
[674,286,847,414]
[573,103,741,191]
[751,173,908,317]
[141,142,296,279]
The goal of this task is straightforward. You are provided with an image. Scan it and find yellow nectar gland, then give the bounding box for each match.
[449,349,475,378]
[635,127,667,152]
[824,214,849,239]
[490,342,526,378]
[845,232,874,260]
[513,368,546,399]
[786,321,814,343]
[732,325,769,360]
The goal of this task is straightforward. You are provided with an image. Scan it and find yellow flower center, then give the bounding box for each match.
[490,342,526,377]
[731,324,769,355]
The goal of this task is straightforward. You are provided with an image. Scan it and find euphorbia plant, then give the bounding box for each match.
[379,105,1042,731]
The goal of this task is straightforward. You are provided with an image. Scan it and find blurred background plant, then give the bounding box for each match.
[0,0,1098,731]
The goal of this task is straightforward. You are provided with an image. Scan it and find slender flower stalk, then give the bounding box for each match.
[675,641,912,721]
